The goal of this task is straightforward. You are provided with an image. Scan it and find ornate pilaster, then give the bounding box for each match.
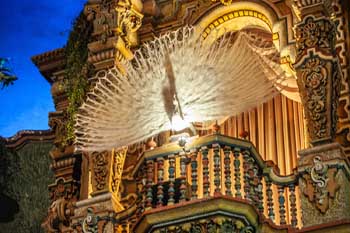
[293,0,342,147]
[42,71,83,232]
[294,0,350,227]
[71,148,127,232]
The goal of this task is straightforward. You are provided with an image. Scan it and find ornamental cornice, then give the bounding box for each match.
[1,129,54,150]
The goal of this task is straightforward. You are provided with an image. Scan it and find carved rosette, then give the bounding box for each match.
[294,15,342,146]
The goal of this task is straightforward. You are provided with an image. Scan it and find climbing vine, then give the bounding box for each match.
[64,12,93,145]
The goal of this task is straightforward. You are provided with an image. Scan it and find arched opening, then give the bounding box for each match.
[192,3,305,176]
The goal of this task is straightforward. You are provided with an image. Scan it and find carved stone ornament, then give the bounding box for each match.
[82,208,98,233]
[154,216,254,233]
[295,51,341,146]
[92,151,110,191]
[293,0,333,18]
[111,148,127,194]
[295,16,336,58]
[84,0,143,48]
[301,156,340,213]
[42,178,79,232]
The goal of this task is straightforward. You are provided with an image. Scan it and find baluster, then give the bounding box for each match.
[250,162,262,212]
[257,172,264,214]
[136,167,146,216]
[146,160,154,209]
[156,157,164,207]
[278,186,286,225]
[243,150,251,201]
[190,149,198,200]
[224,146,232,196]
[289,184,298,227]
[233,148,241,198]
[213,144,221,195]
[179,153,187,202]
[266,179,275,221]
[201,146,210,197]
[121,222,128,233]
[168,155,176,205]
[249,159,258,207]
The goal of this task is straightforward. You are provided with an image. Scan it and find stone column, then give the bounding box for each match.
[293,0,350,227]
[71,148,127,233]
[294,0,341,147]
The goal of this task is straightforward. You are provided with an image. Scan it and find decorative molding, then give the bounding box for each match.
[1,130,54,150]
[295,16,336,57]
[201,9,272,40]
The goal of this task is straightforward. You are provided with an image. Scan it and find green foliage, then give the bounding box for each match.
[0,142,54,233]
[0,58,17,89]
[63,12,93,145]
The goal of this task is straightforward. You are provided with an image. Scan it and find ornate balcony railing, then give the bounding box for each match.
[132,133,301,231]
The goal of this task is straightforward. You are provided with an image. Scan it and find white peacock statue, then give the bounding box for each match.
[75,26,292,152]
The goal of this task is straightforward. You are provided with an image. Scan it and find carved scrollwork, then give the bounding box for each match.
[82,208,98,233]
[84,0,143,48]
[300,57,328,139]
[92,151,109,190]
[43,178,78,232]
[300,156,340,213]
[295,16,336,57]
[111,148,127,194]
[154,217,254,233]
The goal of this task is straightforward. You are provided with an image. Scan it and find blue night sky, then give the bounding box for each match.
[0,0,86,137]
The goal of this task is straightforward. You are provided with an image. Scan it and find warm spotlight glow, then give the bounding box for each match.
[171,114,189,131]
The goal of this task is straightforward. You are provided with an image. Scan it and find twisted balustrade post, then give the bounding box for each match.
[243,150,251,201]
[213,144,221,195]
[233,147,242,198]
[168,155,176,205]
[156,157,164,207]
[223,146,232,196]
[146,160,154,209]
[289,184,298,227]
[201,146,210,197]
[278,186,286,225]
[266,179,275,221]
[190,149,198,200]
[179,152,187,202]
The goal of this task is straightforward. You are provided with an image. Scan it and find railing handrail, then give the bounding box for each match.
[132,133,298,185]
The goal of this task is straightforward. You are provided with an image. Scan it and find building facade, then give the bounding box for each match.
[5,0,350,232]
